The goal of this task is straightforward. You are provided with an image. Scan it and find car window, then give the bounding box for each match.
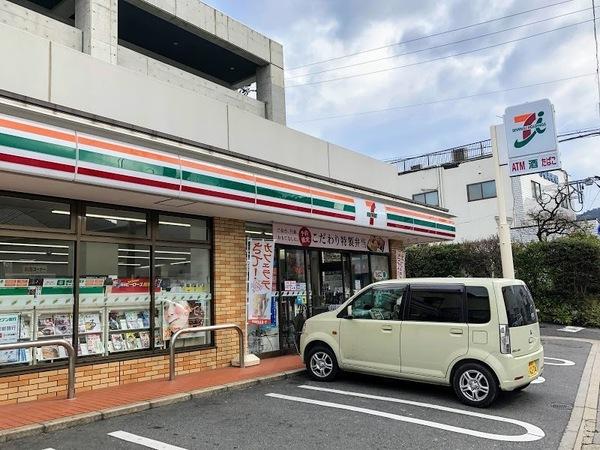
[502,285,537,327]
[352,287,405,320]
[407,288,463,323]
[466,286,491,324]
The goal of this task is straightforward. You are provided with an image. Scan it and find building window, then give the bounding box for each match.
[531,181,542,201]
[0,194,72,230]
[412,190,439,207]
[467,180,496,202]
[84,206,148,237]
[158,215,208,242]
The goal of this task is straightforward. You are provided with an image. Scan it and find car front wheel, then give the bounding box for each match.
[306,346,339,381]
[453,363,498,407]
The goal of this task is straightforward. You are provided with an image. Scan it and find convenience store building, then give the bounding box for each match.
[0,0,455,403]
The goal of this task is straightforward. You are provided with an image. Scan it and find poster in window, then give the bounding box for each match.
[247,239,275,325]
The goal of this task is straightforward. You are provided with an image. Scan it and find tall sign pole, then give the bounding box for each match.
[490,125,515,279]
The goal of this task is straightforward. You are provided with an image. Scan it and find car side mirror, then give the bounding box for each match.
[345,305,353,319]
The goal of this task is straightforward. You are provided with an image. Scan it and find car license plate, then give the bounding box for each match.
[528,360,538,378]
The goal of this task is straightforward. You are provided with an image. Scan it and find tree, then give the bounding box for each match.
[528,183,584,242]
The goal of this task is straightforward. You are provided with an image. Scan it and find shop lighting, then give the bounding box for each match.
[118,248,150,253]
[155,251,191,255]
[159,221,191,227]
[0,260,68,264]
[118,263,141,267]
[170,260,191,265]
[245,230,263,235]
[50,210,70,216]
[51,253,70,256]
[138,264,165,269]
[0,242,69,249]
[264,232,273,236]
[86,213,146,223]
[155,257,187,261]
[0,251,46,255]
[118,255,150,260]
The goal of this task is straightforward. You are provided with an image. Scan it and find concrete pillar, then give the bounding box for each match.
[256,41,286,125]
[75,0,118,64]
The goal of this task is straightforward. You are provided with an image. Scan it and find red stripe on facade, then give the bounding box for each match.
[387,222,455,239]
[181,185,255,204]
[77,167,180,191]
[0,152,75,173]
[311,209,355,221]
[256,198,312,213]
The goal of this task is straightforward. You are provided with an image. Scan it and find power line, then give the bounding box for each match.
[288,73,595,124]
[287,7,593,80]
[286,19,593,88]
[287,0,578,71]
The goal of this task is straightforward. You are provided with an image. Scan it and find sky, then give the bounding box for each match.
[207,0,600,212]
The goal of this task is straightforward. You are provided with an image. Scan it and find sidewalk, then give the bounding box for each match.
[0,354,304,443]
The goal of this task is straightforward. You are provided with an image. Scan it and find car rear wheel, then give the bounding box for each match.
[453,363,498,407]
[306,346,339,381]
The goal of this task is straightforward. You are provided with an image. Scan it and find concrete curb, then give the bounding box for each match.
[546,336,600,450]
[0,367,305,443]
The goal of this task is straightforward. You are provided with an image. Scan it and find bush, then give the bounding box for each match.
[406,234,600,326]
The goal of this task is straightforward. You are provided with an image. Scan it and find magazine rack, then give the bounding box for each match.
[169,323,245,381]
[0,339,76,399]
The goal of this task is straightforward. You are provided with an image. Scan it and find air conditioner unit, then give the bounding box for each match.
[410,164,422,171]
[452,148,467,162]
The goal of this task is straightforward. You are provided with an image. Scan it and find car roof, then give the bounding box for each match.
[370,277,524,287]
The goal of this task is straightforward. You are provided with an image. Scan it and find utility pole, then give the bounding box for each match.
[593,0,600,119]
[490,125,515,279]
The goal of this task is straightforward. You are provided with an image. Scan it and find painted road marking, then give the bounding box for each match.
[544,357,575,366]
[108,431,187,450]
[267,388,545,442]
[558,326,584,333]
[531,376,546,384]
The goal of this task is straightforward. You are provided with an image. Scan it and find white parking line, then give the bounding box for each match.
[531,376,546,384]
[267,387,545,442]
[108,431,187,450]
[544,357,575,366]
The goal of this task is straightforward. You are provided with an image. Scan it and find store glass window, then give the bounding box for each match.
[370,254,390,282]
[84,206,147,237]
[0,195,71,230]
[155,246,211,349]
[158,215,208,241]
[350,254,370,294]
[79,242,151,357]
[0,238,74,367]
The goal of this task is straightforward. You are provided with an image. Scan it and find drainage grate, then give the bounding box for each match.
[551,403,573,410]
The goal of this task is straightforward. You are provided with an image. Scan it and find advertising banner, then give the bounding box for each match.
[273,223,389,253]
[247,239,275,325]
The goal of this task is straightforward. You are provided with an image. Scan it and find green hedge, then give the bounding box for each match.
[405,234,600,327]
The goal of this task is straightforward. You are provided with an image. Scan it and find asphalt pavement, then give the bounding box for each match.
[4,338,591,450]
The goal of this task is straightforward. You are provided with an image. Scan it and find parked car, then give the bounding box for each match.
[300,278,543,407]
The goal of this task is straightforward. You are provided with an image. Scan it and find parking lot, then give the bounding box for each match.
[5,339,591,450]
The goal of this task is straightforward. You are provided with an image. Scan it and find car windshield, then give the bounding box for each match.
[502,285,537,327]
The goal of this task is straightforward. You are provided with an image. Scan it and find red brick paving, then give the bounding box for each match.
[0,355,303,431]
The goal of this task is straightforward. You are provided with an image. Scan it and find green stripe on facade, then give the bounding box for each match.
[0,287,30,296]
[312,197,355,213]
[182,171,255,194]
[79,149,179,179]
[388,213,456,233]
[0,132,75,160]
[256,186,312,205]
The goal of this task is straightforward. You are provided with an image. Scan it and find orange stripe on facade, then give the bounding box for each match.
[310,188,353,204]
[78,136,180,166]
[255,176,311,194]
[0,117,76,144]
[180,159,255,182]
[386,205,454,224]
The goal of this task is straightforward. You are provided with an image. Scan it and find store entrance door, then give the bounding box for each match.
[276,247,308,353]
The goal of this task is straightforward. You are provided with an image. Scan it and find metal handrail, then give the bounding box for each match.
[0,339,76,399]
[169,323,245,381]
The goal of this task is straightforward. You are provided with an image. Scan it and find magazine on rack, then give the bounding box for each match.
[86,334,104,354]
[125,332,140,350]
[139,331,150,349]
[108,311,120,330]
[79,313,101,333]
[125,312,138,329]
[110,334,126,352]
[37,345,67,360]
[138,310,150,328]
[78,336,89,356]
[54,314,72,336]
[37,316,56,337]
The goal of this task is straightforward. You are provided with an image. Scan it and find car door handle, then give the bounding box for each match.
[381,325,393,332]
[450,328,464,335]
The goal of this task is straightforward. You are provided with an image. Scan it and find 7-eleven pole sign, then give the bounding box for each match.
[503,99,561,177]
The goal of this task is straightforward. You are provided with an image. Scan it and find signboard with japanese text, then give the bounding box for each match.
[503,99,561,177]
[395,250,406,279]
[247,239,275,325]
[273,223,389,253]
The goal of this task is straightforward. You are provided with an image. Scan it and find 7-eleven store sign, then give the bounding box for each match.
[356,199,386,229]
